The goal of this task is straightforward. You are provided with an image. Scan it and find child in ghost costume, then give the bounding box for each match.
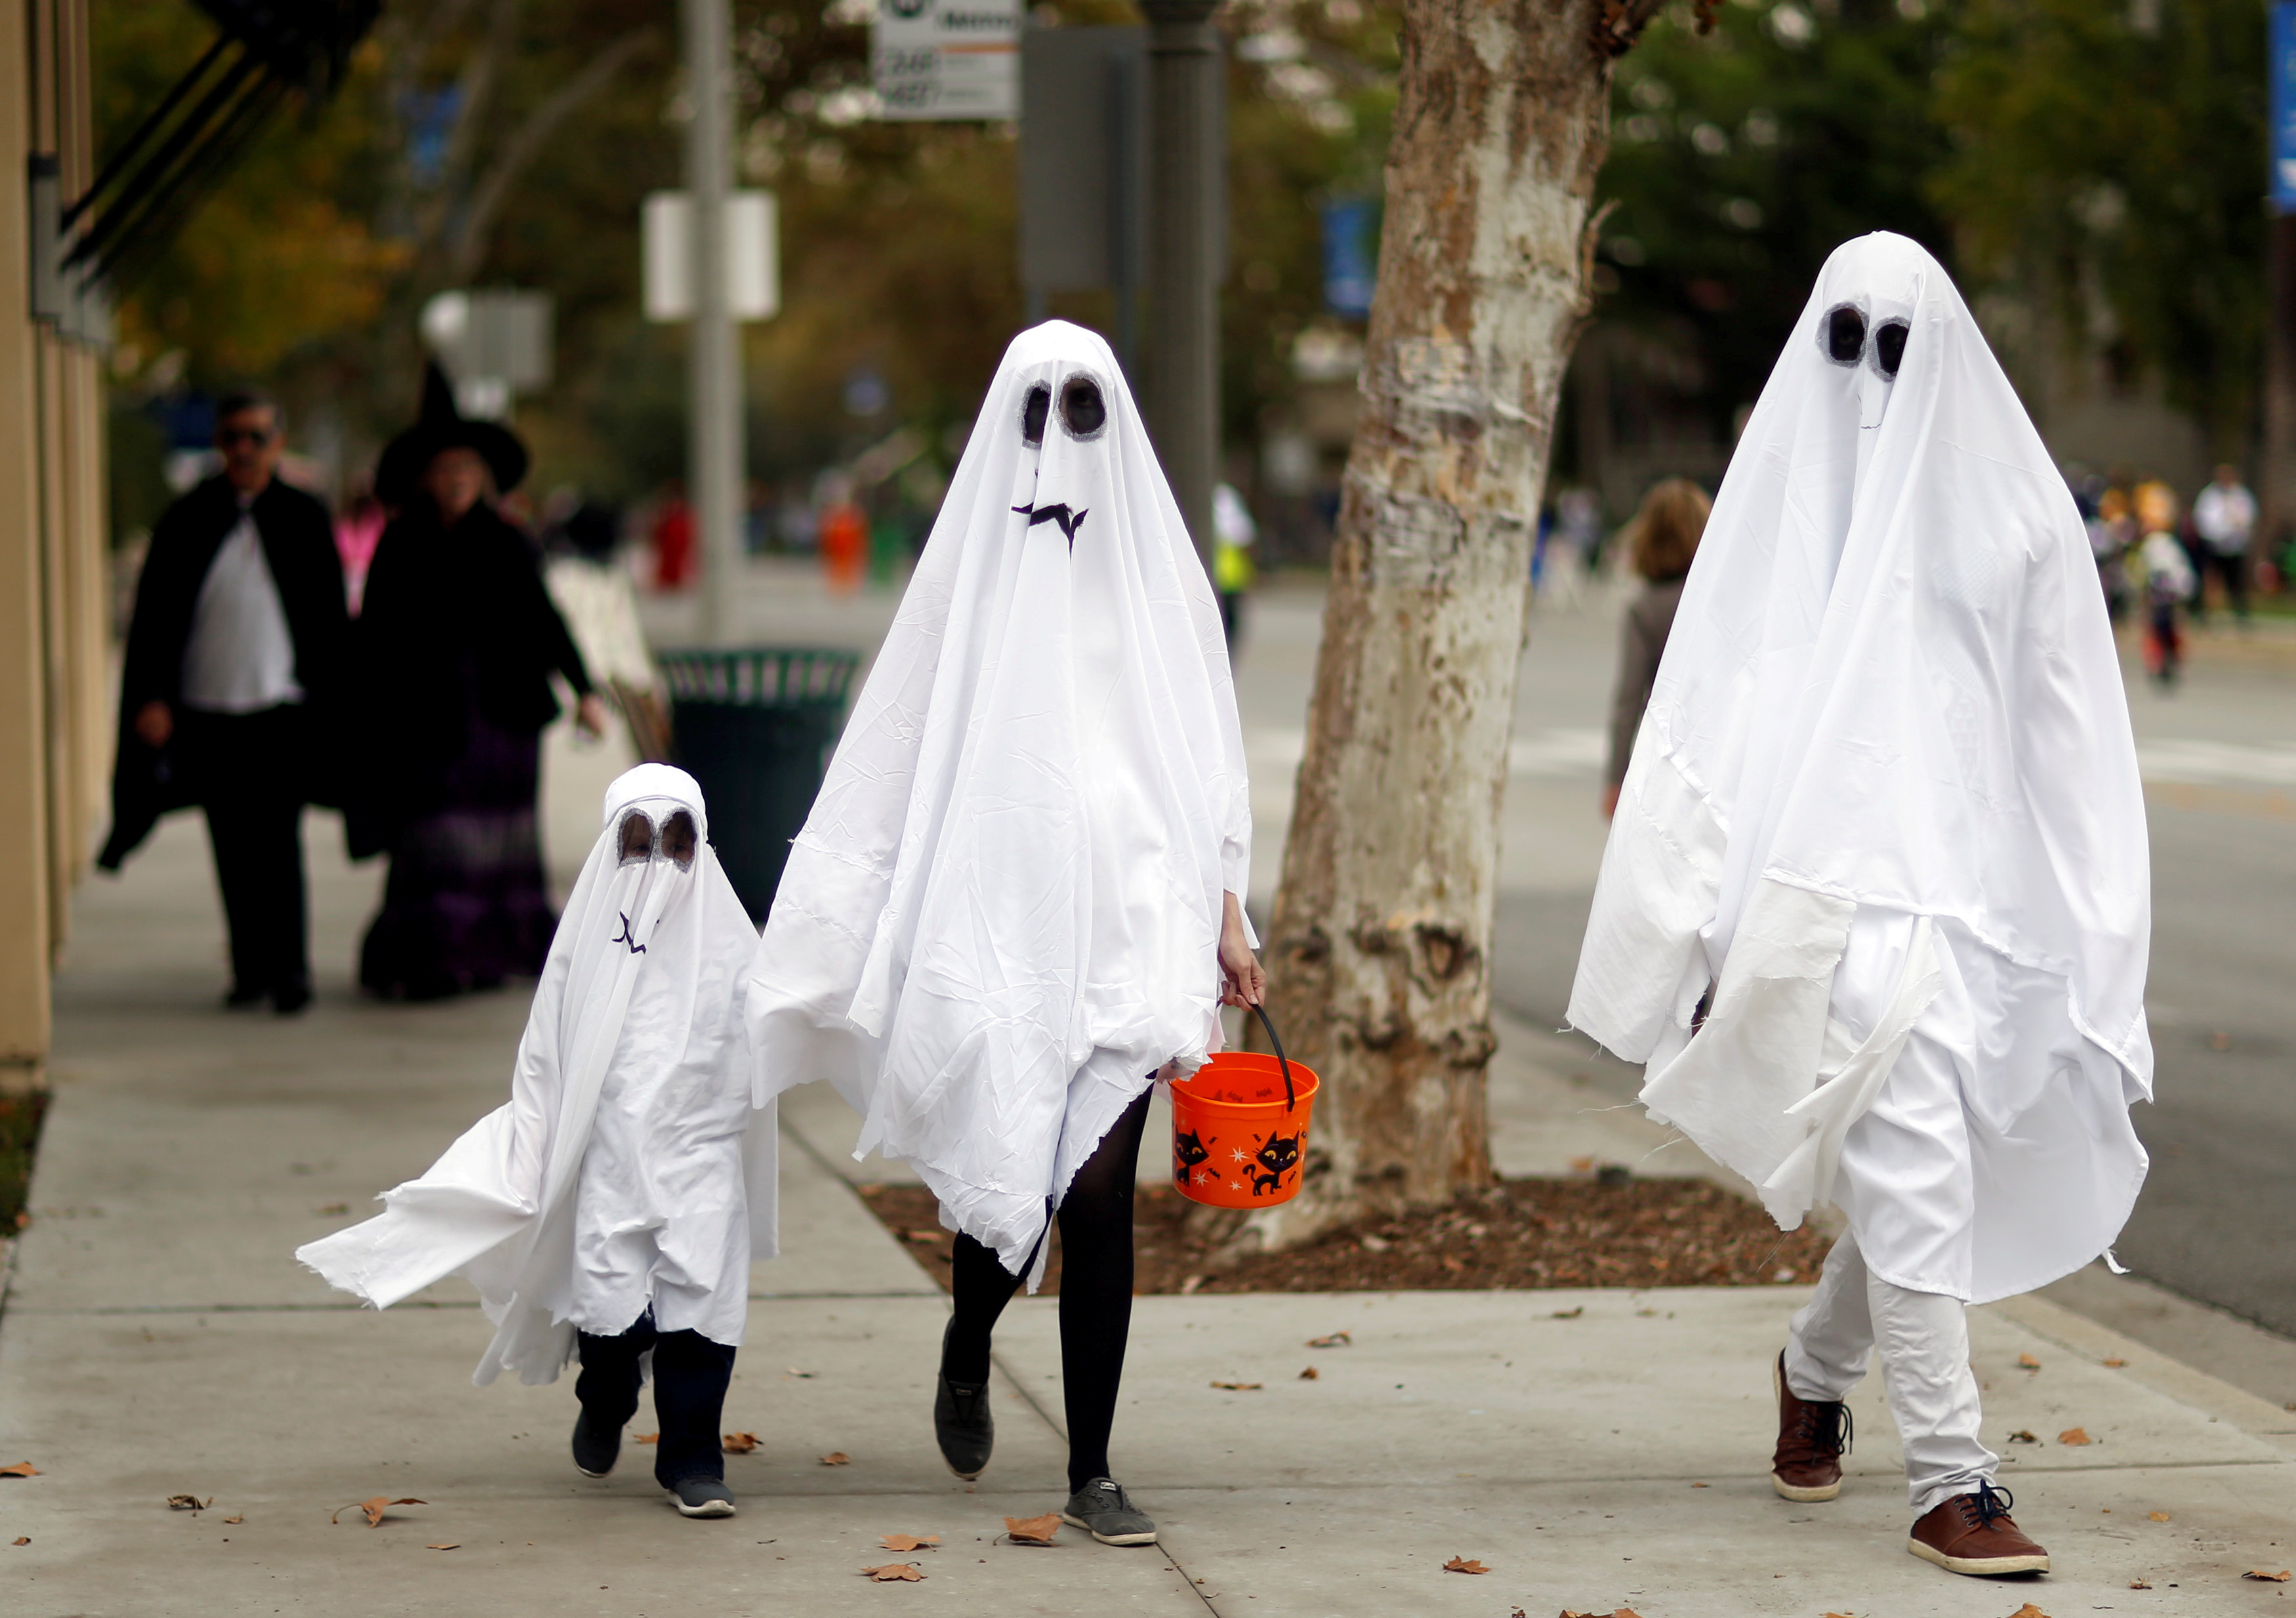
[747,321,1263,1547]
[1568,235,2151,1578]
[298,765,775,1520]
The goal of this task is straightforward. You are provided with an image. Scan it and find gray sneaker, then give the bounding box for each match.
[668,1476,736,1519]
[1060,1476,1157,1546]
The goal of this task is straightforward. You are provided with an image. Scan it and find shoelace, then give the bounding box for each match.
[1794,1398,1853,1458]
[1959,1480,2016,1528]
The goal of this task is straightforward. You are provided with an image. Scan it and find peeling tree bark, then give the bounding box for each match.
[1245,0,1618,1249]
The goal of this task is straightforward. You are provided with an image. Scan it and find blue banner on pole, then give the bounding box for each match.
[2273,3,2296,213]
[1321,198,1378,321]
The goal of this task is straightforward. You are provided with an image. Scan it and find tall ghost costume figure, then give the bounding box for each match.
[748,321,1256,1545]
[1568,235,2150,1579]
[300,765,777,1518]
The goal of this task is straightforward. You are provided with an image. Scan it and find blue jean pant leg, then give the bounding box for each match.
[576,1313,739,1489]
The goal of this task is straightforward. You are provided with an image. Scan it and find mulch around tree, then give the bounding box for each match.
[857,1173,1829,1297]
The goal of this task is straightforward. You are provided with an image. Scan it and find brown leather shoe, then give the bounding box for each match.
[1771,1350,1851,1501]
[1908,1484,2050,1575]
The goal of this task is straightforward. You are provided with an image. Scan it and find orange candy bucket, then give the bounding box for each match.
[1168,1007,1319,1208]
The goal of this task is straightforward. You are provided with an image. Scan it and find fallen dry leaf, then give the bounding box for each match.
[879,1533,939,1552]
[819,1452,851,1466]
[2130,1580,2153,1590]
[2017,1353,2041,1369]
[785,1366,815,1378]
[316,1202,350,1215]
[1551,1306,1584,1320]
[222,1516,244,1525]
[426,1543,460,1551]
[1443,1556,1489,1574]
[721,1432,759,1454]
[1568,1155,1597,1173]
[1307,1331,1351,1348]
[1299,1366,1319,1380]
[2006,1430,2039,1444]
[1690,1481,1709,1487]
[860,1563,926,1581]
[0,1462,41,1478]
[166,1495,213,1512]
[10,1537,27,1546]
[2005,1606,2051,1618]
[2245,1570,2294,1583]
[2057,1426,2092,1446]
[1210,1381,1262,1391]
[2103,1358,2127,1368]
[331,1497,426,1527]
[634,1433,659,1444]
[1002,1513,1061,1545]
[2148,1511,2170,1522]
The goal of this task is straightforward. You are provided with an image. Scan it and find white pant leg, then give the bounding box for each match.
[1785,1228,1874,1402]
[1866,1268,1997,1514]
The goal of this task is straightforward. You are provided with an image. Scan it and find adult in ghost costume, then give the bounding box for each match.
[1568,235,2150,1579]
[746,322,1263,1547]
[299,766,777,1520]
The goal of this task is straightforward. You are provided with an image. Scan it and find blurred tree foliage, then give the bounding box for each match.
[93,0,1398,514]
[91,0,2275,520]
[1593,0,1955,448]
[1931,0,2266,456]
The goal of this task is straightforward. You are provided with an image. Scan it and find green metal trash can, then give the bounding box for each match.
[657,647,860,922]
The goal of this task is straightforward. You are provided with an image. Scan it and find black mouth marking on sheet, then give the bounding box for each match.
[1012,502,1087,549]
[612,912,646,954]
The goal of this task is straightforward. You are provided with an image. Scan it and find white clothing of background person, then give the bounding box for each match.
[746,319,1254,1284]
[180,500,304,714]
[2193,475,2256,556]
[299,765,776,1383]
[1568,235,2152,1529]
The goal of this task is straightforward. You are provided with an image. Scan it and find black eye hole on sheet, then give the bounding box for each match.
[1059,374,1107,439]
[618,811,654,864]
[1873,318,1909,380]
[1020,383,1051,447]
[661,810,698,869]
[1824,303,1867,366]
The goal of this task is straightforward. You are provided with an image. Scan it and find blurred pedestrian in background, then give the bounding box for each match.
[349,365,605,1001]
[649,481,695,590]
[2190,463,2255,624]
[544,501,670,762]
[1212,481,1258,648]
[2136,481,2196,689]
[334,482,384,617]
[817,479,867,593]
[2089,484,2135,622]
[1602,477,1711,819]
[100,392,347,1013]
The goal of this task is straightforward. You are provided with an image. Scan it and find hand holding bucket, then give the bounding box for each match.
[1168,1005,1319,1209]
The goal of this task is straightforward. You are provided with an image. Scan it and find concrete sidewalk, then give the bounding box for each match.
[5,816,2296,1613]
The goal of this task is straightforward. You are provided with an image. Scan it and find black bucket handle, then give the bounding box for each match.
[1250,1002,1297,1112]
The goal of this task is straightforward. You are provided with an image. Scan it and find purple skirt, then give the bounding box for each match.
[359,708,554,999]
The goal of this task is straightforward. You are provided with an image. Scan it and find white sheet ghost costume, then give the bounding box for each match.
[747,321,1251,1283]
[1568,235,2151,1518]
[298,765,775,1384]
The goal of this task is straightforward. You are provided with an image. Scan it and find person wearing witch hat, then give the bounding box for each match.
[101,391,348,1013]
[348,364,607,999]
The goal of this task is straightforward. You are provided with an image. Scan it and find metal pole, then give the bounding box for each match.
[2265,213,2296,588]
[684,0,743,644]
[1139,0,1220,567]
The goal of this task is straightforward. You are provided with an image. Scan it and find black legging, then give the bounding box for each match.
[942,1087,1151,1494]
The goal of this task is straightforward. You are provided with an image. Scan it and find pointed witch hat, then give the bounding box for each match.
[373,361,531,508]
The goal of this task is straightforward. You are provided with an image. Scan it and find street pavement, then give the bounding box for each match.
[6,559,2296,1613]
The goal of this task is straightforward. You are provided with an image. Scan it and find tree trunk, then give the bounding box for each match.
[1244,0,1619,1249]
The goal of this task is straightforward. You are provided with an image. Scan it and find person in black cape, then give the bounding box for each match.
[102,392,347,1013]
[350,365,605,1000]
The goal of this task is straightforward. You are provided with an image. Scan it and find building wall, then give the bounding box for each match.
[0,0,110,1093]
